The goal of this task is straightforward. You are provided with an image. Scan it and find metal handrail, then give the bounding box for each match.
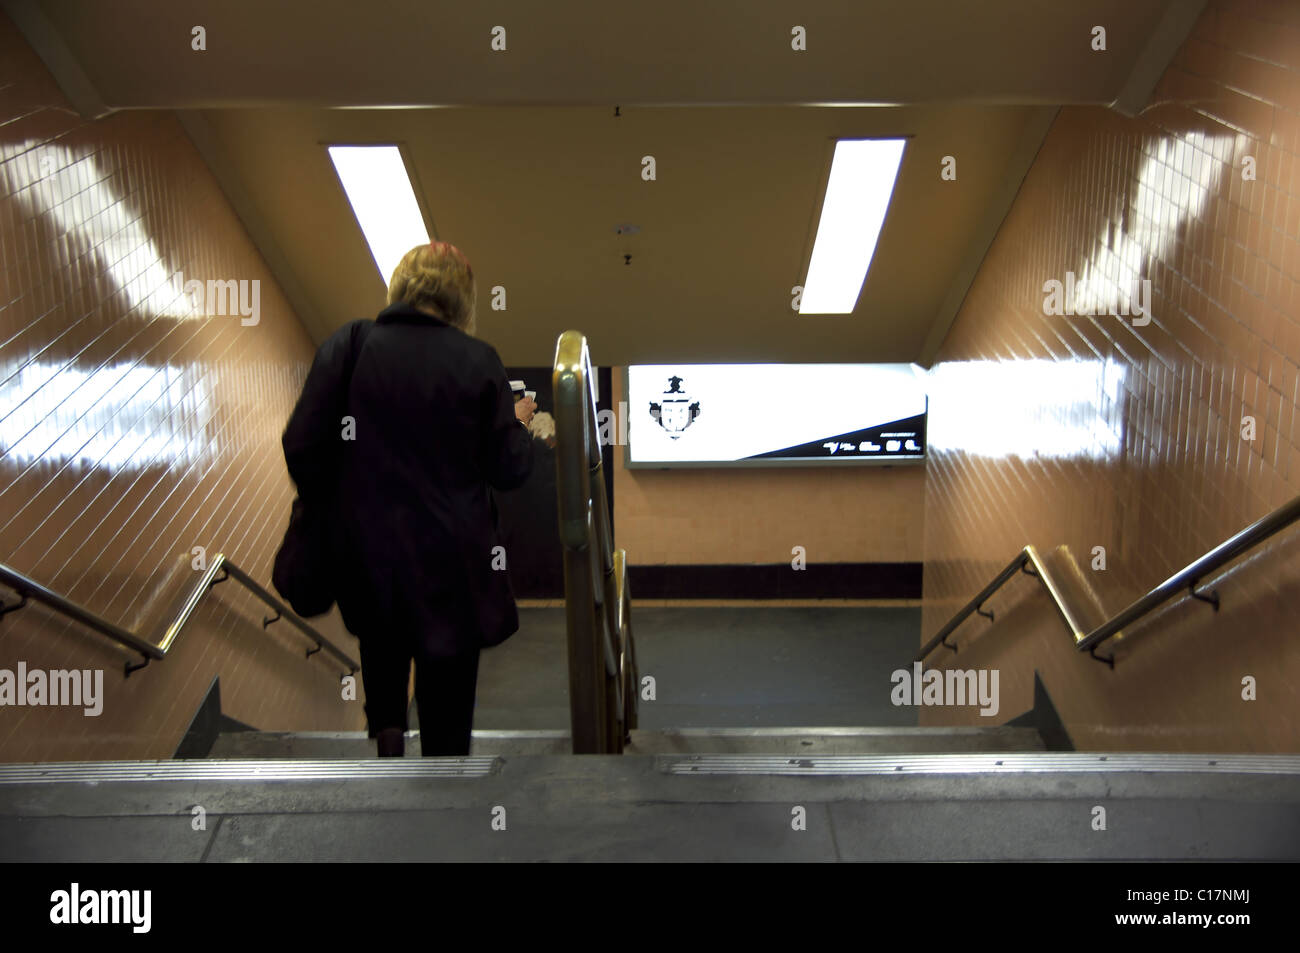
[0,553,358,678]
[1077,494,1300,651]
[918,493,1300,666]
[914,546,1091,662]
[614,549,639,733]
[553,330,637,753]
[0,562,162,663]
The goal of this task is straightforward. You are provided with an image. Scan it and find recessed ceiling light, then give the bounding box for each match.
[800,138,906,315]
[327,145,430,284]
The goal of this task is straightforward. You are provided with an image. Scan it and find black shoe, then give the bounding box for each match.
[376,727,405,757]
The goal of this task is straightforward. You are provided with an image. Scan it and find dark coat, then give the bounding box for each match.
[492,438,563,597]
[282,302,534,657]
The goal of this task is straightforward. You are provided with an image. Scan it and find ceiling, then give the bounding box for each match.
[10,0,1203,366]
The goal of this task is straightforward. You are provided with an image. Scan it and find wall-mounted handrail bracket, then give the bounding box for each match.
[1088,646,1115,669]
[218,560,359,673]
[208,569,229,588]
[1189,579,1220,611]
[262,610,281,629]
[975,600,994,622]
[124,655,151,677]
[0,592,29,620]
[1020,562,1038,579]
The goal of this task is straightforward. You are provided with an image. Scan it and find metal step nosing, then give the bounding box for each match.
[660,753,1300,775]
[0,758,500,784]
[638,726,1037,738]
[3,753,1298,785]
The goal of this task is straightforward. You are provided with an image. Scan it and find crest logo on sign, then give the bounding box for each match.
[649,375,700,439]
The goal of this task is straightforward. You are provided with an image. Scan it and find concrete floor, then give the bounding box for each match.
[468,606,922,730]
[2,754,1298,861]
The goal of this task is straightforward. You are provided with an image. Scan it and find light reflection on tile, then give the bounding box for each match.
[1,140,195,320]
[928,359,1126,460]
[0,361,213,470]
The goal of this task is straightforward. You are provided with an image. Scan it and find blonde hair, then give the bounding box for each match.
[387,241,477,333]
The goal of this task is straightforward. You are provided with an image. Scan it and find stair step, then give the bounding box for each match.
[7,754,1299,861]
[205,725,1045,759]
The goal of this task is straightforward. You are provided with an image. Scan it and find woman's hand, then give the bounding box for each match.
[514,396,537,426]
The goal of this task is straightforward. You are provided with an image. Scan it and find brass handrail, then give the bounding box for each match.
[0,553,358,678]
[917,493,1300,666]
[614,549,639,733]
[914,546,1096,662]
[553,330,637,753]
[1077,494,1300,652]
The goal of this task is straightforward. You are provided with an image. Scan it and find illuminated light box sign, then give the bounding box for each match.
[625,364,927,468]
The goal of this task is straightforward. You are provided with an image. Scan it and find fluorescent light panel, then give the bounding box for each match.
[800,138,906,314]
[327,145,430,284]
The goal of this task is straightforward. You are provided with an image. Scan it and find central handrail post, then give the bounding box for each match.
[592,469,623,747]
[614,549,638,740]
[554,331,614,753]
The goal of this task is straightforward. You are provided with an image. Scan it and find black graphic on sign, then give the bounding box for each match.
[744,412,927,460]
[649,376,701,439]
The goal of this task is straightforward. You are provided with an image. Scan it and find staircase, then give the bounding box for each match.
[4,732,1297,861]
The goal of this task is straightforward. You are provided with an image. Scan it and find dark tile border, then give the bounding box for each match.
[627,563,922,599]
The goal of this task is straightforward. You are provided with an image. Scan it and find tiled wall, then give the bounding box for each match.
[922,0,1300,751]
[0,12,364,761]
[610,371,925,566]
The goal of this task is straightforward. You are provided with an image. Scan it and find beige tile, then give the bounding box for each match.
[922,1,1300,752]
[0,13,357,761]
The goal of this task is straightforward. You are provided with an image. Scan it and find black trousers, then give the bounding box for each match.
[358,633,481,756]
